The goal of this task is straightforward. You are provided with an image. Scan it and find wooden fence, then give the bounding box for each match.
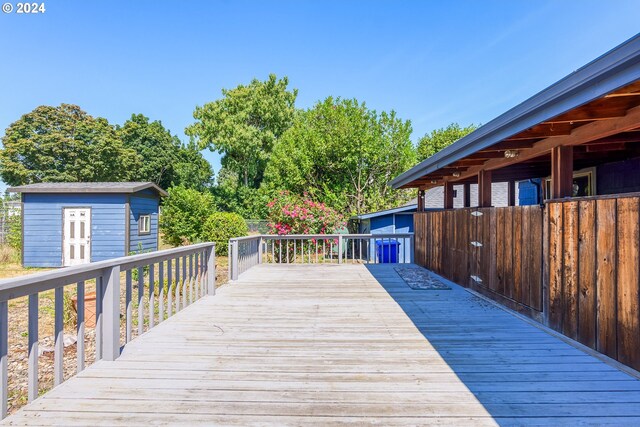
[415,196,640,372]
[547,195,640,371]
[415,206,545,320]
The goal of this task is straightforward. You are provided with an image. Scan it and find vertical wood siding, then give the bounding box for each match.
[547,195,640,371]
[414,206,544,318]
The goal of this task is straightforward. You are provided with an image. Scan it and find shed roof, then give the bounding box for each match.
[8,182,168,197]
[390,33,640,189]
[354,199,418,220]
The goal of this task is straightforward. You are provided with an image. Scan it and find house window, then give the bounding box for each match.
[139,214,151,234]
[544,168,596,199]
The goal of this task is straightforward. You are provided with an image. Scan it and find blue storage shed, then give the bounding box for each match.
[8,182,167,268]
[353,200,417,262]
[354,201,417,235]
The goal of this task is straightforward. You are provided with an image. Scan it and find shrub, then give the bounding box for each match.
[201,212,248,255]
[160,186,215,246]
[266,191,345,235]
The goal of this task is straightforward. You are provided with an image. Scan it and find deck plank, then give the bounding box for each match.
[3,264,640,426]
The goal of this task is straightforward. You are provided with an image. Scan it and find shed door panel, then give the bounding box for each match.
[63,208,91,266]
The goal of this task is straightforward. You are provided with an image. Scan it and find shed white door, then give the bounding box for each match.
[63,208,91,266]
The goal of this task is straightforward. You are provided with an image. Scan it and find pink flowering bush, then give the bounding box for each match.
[266,191,345,236]
[266,191,346,262]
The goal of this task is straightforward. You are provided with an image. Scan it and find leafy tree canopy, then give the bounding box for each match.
[118,114,180,189]
[173,141,214,192]
[416,122,478,161]
[186,74,297,188]
[0,104,139,186]
[263,97,416,216]
[119,114,213,191]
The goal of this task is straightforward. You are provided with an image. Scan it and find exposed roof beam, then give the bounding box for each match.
[482,140,537,150]
[541,108,628,124]
[504,123,573,140]
[453,159,488,166]
[585,142,627,152]
[467,151,505,159]
[451,104,640,183]
[585,134,640,144]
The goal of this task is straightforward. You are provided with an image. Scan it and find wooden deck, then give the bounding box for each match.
[4,264,640,426]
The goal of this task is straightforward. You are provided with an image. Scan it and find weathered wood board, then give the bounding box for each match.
[4,264,640,426]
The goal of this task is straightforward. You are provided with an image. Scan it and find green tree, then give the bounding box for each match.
[187,74,297,188]
[159,186,215,246]
[263,97,416,216]
[119,114,213,191]
[416,123,478,161]
[172,141,214,192]
[0,104,140,185]
[210,167,273,219]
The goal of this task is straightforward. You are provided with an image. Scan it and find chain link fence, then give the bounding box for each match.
[245,219,269,234]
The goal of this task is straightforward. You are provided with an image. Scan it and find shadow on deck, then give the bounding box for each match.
[3,263,640,426]
[365,264,640,426]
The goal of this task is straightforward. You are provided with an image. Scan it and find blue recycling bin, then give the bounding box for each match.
[375,239,400,263]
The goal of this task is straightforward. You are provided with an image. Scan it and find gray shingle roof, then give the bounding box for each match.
[7,182,168,197]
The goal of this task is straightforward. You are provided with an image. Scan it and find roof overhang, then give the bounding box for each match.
[8,182,169,197]
[353,204,418,220]
[391,33,640,189]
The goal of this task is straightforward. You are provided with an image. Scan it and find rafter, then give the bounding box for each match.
[449,104,640,183]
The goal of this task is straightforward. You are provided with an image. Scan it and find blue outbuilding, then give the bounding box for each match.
[8,182,167,267]
[352,200,417,262]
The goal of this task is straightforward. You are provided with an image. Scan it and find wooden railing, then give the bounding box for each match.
[228,234,414,280]
[0,242,215,419]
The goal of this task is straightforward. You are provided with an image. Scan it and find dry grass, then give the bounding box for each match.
[2,243,229,416]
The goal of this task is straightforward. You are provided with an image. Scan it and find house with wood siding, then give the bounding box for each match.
[8,182,167,267]
[390,33,640,372]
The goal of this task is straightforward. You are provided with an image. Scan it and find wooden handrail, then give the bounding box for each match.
[228,234,414,280]
[0,242,216,419]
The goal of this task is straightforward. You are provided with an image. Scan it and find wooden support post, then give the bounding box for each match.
[552,145,573,198]
[478,170,492,207]
[102,265,121,362]
[508,180,516,206]
[444,182,454,209]
[231,240,239,280]
[417,189,425,211]
[207,246,216,295]
[338,235,343,264]
[1,301,8,419]
[28,294,38,402]
[463,183,471,208]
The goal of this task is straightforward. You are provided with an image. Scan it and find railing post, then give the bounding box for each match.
[1,301,7,419]
[338,235,343,264]
[101,265,121,362]
[207,245,216,295]
[231,240,239,280]
[410,233,415,264]
[258,237,263,265]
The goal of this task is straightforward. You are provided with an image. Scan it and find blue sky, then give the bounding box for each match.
[0,0,638,192]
